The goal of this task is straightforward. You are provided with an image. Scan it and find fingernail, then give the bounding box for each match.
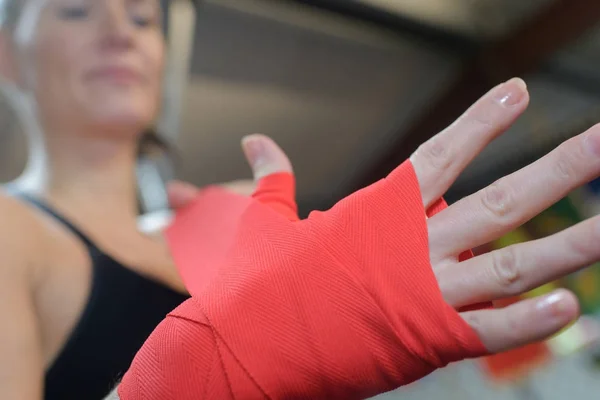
[584,125,600,156]
[242,136,265,166]
[495,78,527,106]
[536,292,567,318]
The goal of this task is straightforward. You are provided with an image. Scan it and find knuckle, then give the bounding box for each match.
[469,113,495,131]
[491,247,521,292]
[567,222,598,257]
[480,180,513,221]
[462,312,483,334]
[504,312,523,343]
[418,138,451,172]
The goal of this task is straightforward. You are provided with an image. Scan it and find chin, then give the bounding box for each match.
[80,86,159,133]
[87,102,157,136]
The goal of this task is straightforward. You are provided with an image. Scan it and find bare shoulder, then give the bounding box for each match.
[0,191,46,242]
[0,190,50,281]
[0,191,50,398]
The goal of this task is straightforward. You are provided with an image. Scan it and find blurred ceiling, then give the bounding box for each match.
[2,0,600,214]
[355,0,555,38]
[176,0,462,203]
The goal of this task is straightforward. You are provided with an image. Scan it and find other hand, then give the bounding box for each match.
[168,134,294,209]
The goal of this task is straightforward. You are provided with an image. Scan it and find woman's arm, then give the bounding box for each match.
[0,195,45,400]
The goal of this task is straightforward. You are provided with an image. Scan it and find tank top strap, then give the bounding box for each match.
[16,192,96,249]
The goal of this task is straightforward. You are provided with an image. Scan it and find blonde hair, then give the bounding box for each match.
[0,0,21,30]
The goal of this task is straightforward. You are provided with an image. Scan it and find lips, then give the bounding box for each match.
[86,66,144,84]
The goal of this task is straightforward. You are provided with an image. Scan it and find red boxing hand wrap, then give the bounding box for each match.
[251,172,299,221]
[119,161,486,400]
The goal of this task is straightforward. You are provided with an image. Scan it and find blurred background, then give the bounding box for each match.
[4,0,600,398]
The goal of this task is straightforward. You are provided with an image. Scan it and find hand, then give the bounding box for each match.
[413,78,600,353]
[167,134,294,209]
[139,134,294,238]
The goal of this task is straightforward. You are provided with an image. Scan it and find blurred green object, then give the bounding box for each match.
[493,226,531,247]
[567,264,600,315]
[528,197,580,237]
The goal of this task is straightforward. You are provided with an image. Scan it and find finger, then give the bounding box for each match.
[242,134,299,221]
[462,289,579,353]
[429,123,600,257]
[241,134,293,181]
[410,78,529,209]
[439,215,600,308]
[167,180,200,209]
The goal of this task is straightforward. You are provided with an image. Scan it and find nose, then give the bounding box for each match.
[98,0,134,51]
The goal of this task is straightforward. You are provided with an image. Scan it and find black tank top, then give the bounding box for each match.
[18,195,188,400]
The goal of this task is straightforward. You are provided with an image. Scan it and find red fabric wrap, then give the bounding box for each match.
[119,161,486,399]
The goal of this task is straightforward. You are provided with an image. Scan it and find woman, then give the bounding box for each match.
[1,1,599,400]
[0,0,276,399]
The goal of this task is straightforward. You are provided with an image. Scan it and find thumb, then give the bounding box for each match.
[241,134,299,221]
[167,180,200,209]
[241,134,293,180]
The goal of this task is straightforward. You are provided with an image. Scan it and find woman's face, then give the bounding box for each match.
[8,0,164,137]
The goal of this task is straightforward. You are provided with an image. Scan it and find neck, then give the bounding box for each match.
[19,128,140,223]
